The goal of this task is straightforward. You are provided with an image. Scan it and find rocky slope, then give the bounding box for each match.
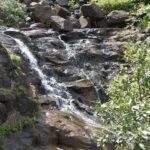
[0,0,149,150]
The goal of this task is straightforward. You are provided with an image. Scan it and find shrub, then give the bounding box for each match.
[0,0,24,26]
[91,0,136,13]
[136,4,150,31]
[96,42,150,150]
[0,116,36,143]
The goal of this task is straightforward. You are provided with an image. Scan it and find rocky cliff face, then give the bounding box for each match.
[0,0,149,150]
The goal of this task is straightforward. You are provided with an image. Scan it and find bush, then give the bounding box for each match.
[0,116,36,143]
[0,0,24,26]
[91,0,136,13]
[96,42,150,150]
[136,4,150,31]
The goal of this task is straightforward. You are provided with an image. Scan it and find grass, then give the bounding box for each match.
[91,0,137,13]
[0,116,36,143]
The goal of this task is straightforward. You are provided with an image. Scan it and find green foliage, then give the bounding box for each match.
[91,0,136,13]
[10,53,21,62]
[0,116,36,142]
[0,0,24,26]
[96,42,150,150]
[68,0,80,10]
[136,4,150,31]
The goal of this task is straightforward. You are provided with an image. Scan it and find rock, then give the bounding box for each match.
[1,110,100,150]
[29,23,45,29]
[0,102,7,122]
[67,79,98,106]
[51,5,71,19]
[81,3,105,20]
[145,37,150,43]
[60,31,85,41]
[107,10,129,26]
[68,15,81,28]
[50,16,73,32]
[31,4,53,23]
[23,29,47,38]
[94,18,108,28]
[56,0,69,6]
[74,10,81,19]
[79,16,91,28]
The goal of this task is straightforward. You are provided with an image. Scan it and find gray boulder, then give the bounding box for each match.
[81,3,105,20]
[79,16,91,28]
[107,10,129,25]
[51,5,71,19]
[50,16,73,31]
[56,0,69,6]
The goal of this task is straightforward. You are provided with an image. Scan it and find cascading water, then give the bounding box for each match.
[8,34,100,127]
[59,35,101,100]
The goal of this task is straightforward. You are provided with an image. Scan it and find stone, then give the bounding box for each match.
[50,16,73,32]
[81,3,105,20]
[0,102,7,122]
[51,5,71,19]
[31,4,53,23]
[107,10,129,25]
[79,16,91,28]
[68,15,81,28]
[56,0,69,6]
[67,79,98,106]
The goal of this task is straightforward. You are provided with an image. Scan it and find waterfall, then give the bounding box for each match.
[12,37,100,127]
[59,35,100,100]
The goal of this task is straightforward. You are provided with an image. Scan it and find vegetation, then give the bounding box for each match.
[0,116,36,142]
[134,4,150,31]
[0,0,24,26]
[10,53,21,62]
[96,41,150,150]
[91,0,150,13]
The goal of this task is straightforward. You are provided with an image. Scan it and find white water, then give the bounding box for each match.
[13,37,100,127]
[59,36,100,100]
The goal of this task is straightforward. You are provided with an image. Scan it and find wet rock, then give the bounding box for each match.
[81,3,105,20]
[60,31,85,41]
[38,95,58,107]
[107,10,129,26]
[1,110,100,150]
[79,16,91,28]
[56,0,69,6]
[23,29,47,38]
[67,79,98,106]
[30,23,45,29]
[52,5,71,19]
[50,16,73,32]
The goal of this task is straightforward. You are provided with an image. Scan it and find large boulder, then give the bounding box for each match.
[67,79,98,106]
[51,5,71,19]
[68,15,81,28]
[79,16,91,28]
[1,110,101,150]
[50,16,73,31]
[56,0,69,6]
[107,10,129,25]
[81,3,105,20]
[31,4,53,23]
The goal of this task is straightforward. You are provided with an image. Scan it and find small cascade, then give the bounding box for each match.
[11,36,100,127]
[59,35,100,100]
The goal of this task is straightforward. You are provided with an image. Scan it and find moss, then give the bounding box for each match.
[10,53,21,62]
[0,116,36,143]
[0,88,12,95]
